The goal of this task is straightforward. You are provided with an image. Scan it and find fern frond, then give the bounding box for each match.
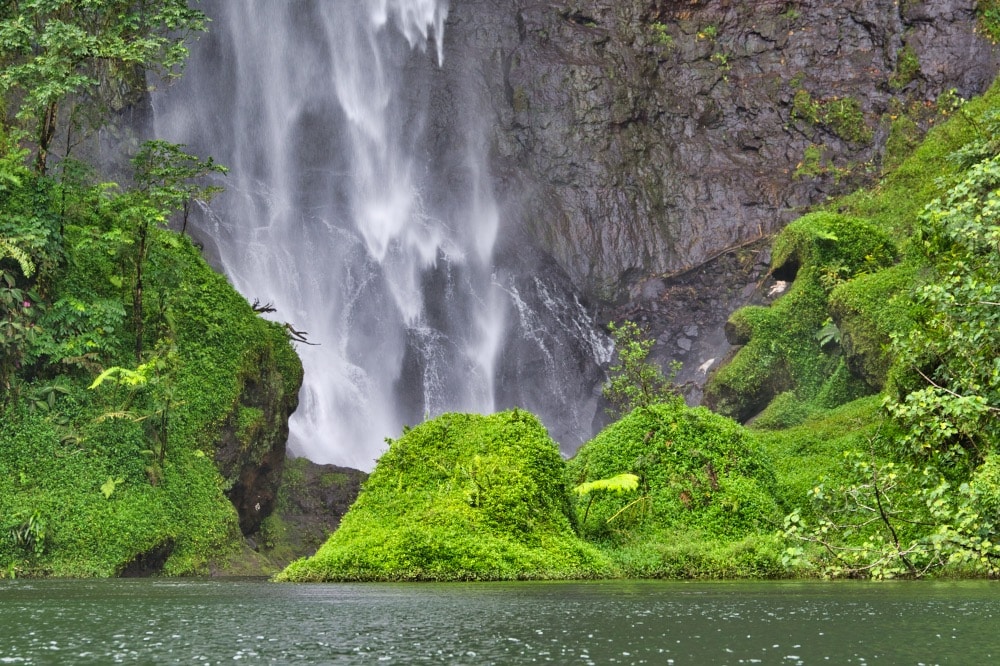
[0,236,35,278]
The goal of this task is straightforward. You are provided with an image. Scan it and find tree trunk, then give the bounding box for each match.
[133,220,148,363]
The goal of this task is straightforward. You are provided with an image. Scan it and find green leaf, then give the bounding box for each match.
[100,476,124,499]
[574,473,640,496]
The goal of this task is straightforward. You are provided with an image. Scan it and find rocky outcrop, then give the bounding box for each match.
[268,459,368,557]
[427,0,998,411]
[215,347,302,535]
[464,0,997,302]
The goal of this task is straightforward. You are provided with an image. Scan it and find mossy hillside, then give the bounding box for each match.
[704,212,897,424]
[828,262,922,390]
[706,80,1000,434]
[566,402,785,578]
[278,410,609,582]
[753,396,889,519]
[701,81,1000,577]
[2,190,302,576]
[835,83,998,237]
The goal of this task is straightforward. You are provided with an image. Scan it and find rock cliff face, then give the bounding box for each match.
[457,0,997,301]
[433,0,997,408]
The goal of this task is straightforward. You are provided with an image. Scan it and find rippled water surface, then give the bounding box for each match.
[0,579,997,664]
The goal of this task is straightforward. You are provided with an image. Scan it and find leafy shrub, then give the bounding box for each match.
[885,152,1000,464]
[603,320,680,417]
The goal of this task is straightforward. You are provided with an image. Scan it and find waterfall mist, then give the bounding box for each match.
[153,0,609,469]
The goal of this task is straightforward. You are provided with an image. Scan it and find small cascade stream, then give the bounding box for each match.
[153,0,609,469]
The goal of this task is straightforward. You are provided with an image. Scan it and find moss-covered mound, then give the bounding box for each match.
[704,212,897,425]
[1,222,301,577]
[277,410,608,581]
[566,402,785,578]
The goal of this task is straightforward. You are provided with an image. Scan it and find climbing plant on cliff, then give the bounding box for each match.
[0,0,208,172]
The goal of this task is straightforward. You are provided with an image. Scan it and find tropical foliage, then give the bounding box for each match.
[0,2,301,577]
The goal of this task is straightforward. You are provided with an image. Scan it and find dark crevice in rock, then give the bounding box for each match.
[772,258,799,283]
[119,540,175,578]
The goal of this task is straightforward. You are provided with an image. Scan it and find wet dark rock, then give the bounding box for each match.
[214,355,301,536]
[439,0,997,407]
[468,0,998,301]
[211,459,367,576]
[119,540,175,577]
[265,459,368,565]
[277,460,367,531]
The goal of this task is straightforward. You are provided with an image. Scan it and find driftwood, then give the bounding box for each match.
[284,323,319,346]
[251,298,276,314]
[250,298,318,345]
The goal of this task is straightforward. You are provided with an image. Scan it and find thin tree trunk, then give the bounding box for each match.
[133,220,147,363]
[35,100,58,175]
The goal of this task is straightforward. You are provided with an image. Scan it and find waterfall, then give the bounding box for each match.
[153,0,608,469]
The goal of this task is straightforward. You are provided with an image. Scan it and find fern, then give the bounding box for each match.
[0,236,35,278]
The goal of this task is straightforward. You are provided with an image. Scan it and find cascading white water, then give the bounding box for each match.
[153,0,505,469]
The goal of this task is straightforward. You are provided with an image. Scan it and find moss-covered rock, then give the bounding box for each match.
[828,262,921,390]
[0,226,302,577]
[569,403,781,538]
[278,410,609,581]
[704,212,897,423]
[566,402,785,577]
[205,458,368,577]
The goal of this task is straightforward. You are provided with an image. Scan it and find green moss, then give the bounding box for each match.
[836,81,1000,237]
[235,406,265,447]
[792,89,820,124]
[978,0,1000,43]
[1,198,301,576]
[793,144,825,180]
[823,97,873,144]
[706,212,897,422]
[0,407,239,576]
[882,110,923,174]
[567,402,784,577]
[771,212,897,272]
[753,396,890,521]
[277,411,609,582]
[649,22,673,47]
[747,357,873,430]
[889,43,921,91]
[790,91,873,144]
[752,391,815,430]
[604,530,786,579]
[828,262,921,389]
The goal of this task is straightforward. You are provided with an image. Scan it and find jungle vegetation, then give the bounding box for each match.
[0,0,301,577]
[3,1,1000,581]
[283,81,1000,582]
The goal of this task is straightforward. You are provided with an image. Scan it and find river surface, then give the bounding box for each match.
[0,579,996,664]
